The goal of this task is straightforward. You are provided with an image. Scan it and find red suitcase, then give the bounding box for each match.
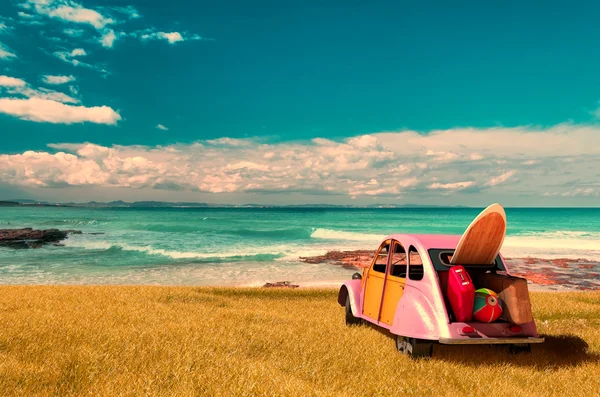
[447,265,475,322]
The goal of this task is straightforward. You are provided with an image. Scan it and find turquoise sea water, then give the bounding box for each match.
[1,207,600,285]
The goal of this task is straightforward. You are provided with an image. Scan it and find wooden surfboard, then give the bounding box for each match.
[450,203,507,265]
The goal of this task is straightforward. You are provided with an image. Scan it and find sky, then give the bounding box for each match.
[0,0,599,206]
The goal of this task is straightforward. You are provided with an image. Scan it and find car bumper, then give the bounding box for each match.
[438,336,545,345]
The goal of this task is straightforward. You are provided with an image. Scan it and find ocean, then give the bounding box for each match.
[1,206,600,285]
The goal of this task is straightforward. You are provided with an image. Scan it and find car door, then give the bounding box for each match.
[362,240,390,320]
[379,240,407,325]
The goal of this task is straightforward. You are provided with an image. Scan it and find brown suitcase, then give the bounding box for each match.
[477,273,533,324]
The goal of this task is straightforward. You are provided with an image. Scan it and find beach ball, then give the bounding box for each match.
[473,288,502,323]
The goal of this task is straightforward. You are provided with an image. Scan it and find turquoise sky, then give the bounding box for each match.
[1,0,599,205]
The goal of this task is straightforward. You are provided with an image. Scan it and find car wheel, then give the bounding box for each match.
[396,336,433,358]
[345,295,362,326]
[509,343,531,354]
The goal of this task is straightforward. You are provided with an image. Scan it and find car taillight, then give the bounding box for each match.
[510,325,522,333]
[462,326,475,334]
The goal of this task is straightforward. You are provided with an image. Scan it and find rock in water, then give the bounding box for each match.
[0,228,81,249]
[263,281,299,288]
[299,249,376,269]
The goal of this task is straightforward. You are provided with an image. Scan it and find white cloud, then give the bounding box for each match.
[1,75,79,103]
[16,10,45,25]
[0,150,110,187]
[24,0,114,29]
[0,97,120,124]
[226,161,270,172]
[53,48,107,73]
[374,125,600,157]
[0,75,26,87]
[206,137,252,146]
[426,149,460,162]
[159,32,183,44]
[429,181,475,190]
[100,29,117,48]
[139,31,182,44]
[485,170,517,187]
[564,188,597,197]
[546,188,598,197]
[8,86,79,104]
[16,15,44,26]
[53,50,77,64]
[71,48,86,56]
[51,6,112,29]
[16,1,207,52]
[156,124,168,131]
[63,27,84,36]
[41,75,75,85]
[105,5,140,20]
[53,48,87,66]
[133,29,206,44]
[0,42,17,59]
[17,11,35,19]
[1,125,599,199]
[0,16,13,32]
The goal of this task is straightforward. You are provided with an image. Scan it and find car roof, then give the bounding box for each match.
[383,234,461,250]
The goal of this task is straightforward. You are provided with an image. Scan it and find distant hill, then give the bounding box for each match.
[80,201,210,208]
[2,200,63,207]
[1,199,471,209]
[0,201,22,207]
[7,199,51,205]
[131,201,209,208]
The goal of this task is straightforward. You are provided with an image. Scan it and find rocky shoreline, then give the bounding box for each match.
[300,250,600,291]
[300,250,375,269]
[0,228,82,249]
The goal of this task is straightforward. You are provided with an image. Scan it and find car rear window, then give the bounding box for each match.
[427,249,506,271]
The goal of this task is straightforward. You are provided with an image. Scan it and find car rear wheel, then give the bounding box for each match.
[345,295,362,326]
[396,336,433,358]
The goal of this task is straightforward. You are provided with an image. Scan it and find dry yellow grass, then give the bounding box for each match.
[0,286,599,396]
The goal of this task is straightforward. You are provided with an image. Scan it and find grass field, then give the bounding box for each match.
[1,286,599,396]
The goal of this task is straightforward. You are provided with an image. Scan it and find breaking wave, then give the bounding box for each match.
[310,228,385,241]
[62,239,285,261]
[42,219,99,226]
[503,230,600,260]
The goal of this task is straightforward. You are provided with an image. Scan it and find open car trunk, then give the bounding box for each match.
[438,269,534,325]
[429,249,534,327]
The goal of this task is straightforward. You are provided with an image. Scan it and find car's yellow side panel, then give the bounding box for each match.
[362,240,390,320]
[362,270,385,319]
[379,276,405,325]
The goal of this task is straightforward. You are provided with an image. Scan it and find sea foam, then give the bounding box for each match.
[62,238,285,260]
[503,231,600,260]
[310,228,384,241]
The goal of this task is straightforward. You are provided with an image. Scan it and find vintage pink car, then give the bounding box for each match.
[338,234,545,358]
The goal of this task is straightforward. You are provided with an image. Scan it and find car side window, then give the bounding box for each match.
[372,242,389,273]
[408,245,424,281]
[390,241,407,278]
